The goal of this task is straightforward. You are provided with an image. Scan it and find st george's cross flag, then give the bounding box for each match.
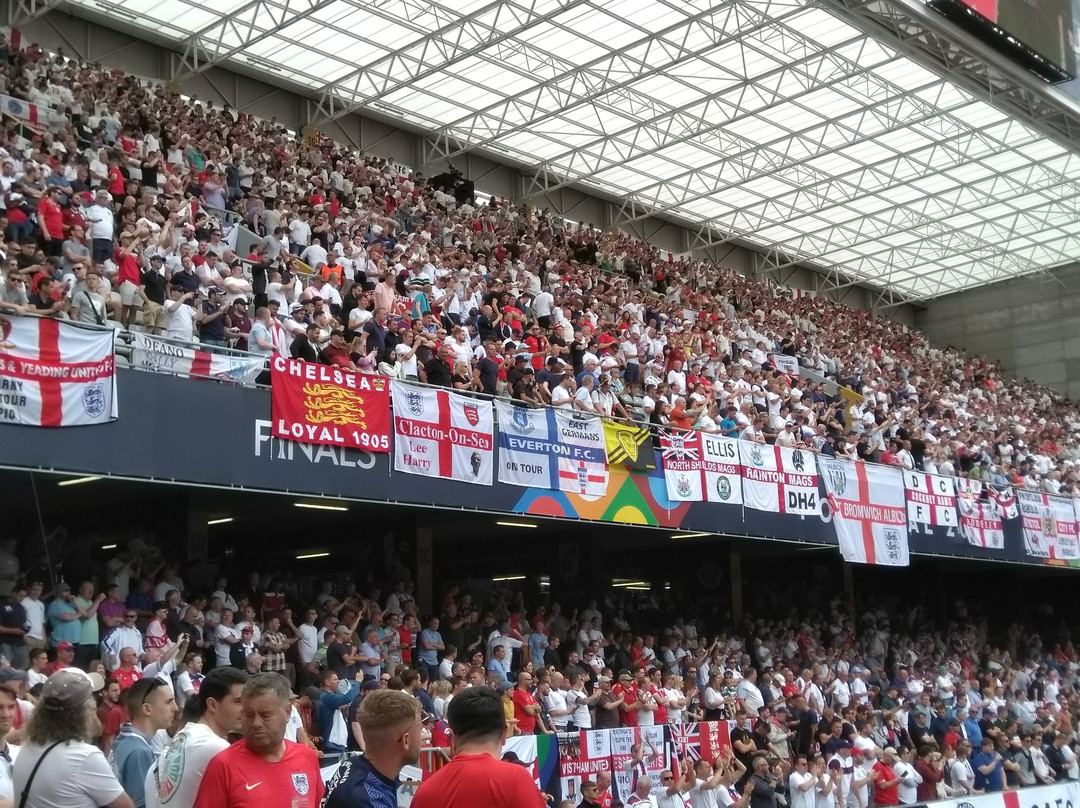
[0,315,117,427]
[1017,490,1079,560]
[956,479,1005,550]
[821,458,909,566]
[904,471,958,529]
[392,382,493,485]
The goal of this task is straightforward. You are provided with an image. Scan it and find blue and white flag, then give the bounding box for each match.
[495,402,608,495]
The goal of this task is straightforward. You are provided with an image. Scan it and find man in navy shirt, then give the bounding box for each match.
[324,690,422,808]
[970,736,1005,792]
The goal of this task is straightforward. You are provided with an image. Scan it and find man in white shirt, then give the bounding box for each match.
[288,608,321,675]
[789,756,817,808]
[687,757,726,808]
[893,747,922,804]
[144,666,246,808]
[165,287,198,343]
[20,583,45,653]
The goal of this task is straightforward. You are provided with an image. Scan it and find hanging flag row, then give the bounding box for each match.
[266,363,1080,566]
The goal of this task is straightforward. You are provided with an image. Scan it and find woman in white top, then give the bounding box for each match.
[14,670,132,808]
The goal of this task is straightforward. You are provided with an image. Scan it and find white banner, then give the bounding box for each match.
[392,382,493,485]
[130,332,264,384]
[771,353,800,376]
[739,442,818,516]
[701,434,743,505]
[956,479,1004,550]
[0,315,116,426]
[494,402,607,495]
[904,471,957,529]
[821,458,909,566]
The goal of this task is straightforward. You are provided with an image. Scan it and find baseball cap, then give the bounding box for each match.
[54,583,71,594]
[0,669,26,683]
[41,669,93,711]
[883,746,897,756]
[56,641,75,651]
[782,684,799,698]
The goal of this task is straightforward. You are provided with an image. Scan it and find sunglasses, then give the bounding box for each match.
[140,679,166,707]
[125,613,137,618]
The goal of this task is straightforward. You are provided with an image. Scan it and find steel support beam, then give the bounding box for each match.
[309,0,589,127]
[7,0,66,28]
[429,0,799,166]
[171,0,340,81]
[825,0,1080,154]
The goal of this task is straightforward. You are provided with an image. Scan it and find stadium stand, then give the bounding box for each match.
[0,27,1079,808]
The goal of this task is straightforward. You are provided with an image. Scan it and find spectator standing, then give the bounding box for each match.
[74,582,105,670]
[111,678,178,807]
[970,737,1005,792]
[144,667,247,808]
[418,618,443,681]
[46,583,81,650]
[21,583,45,657]
[323,690,422,808]
[410,687,545,808]
[14,670,133,808]
[316,671,359,755]
[193,673,324,808]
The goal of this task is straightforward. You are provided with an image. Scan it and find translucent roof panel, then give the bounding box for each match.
[74,0,1080,300]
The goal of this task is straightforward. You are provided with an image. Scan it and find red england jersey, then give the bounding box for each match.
[193,739,324,808]
[411,752,546,808]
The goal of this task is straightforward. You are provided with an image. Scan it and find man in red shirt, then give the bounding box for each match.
[411,687,545,808]
[872,747,901,806]
[612,670,640,727]
[37,186,64,257]
[511,671,540,735]
[43,641,76,674]
[194,672,323,808]
[114,233,142,330]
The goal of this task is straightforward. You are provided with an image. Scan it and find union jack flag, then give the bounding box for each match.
[660,431,700,461]
[668,723,702,761]
[988,484,1019,520]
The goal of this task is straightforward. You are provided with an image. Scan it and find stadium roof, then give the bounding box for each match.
[70,0,1080,300]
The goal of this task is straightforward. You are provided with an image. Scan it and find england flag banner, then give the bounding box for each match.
[132,332,264,384]
[956,479,1004,550]
[494,402,607,495]
[701,434,743,505]
[821,459,909,566]
[660,430,704,501]
[988,484,1019,519]
[392,383,493,485]
[0,315,116,427]
[1018,490,1079,560]
[904,471,958,531]
[739,442,819,516]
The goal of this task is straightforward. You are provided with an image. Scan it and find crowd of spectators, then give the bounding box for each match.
[0,34,1076,498]
[0,535,1079,808]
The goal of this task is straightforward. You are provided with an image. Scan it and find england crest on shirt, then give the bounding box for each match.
[291,773,309,796]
